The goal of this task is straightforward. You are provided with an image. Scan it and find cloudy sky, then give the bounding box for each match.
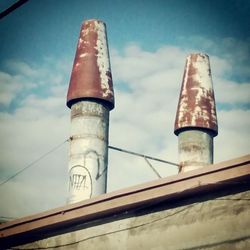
[0,0,249,219]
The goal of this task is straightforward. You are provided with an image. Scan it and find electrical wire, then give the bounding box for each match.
[108,145,179,167]
[109,144,179,178]
[0,139,68,187]
[0,139,177,188]
[144,156,162,178]
[0,0,29,20]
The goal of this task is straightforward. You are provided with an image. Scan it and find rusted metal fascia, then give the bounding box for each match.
[0,155,249,246]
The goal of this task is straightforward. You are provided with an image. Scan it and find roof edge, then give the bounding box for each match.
[1,154,249,246]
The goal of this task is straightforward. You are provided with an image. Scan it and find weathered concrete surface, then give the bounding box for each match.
[68,101,109,203]
[17,187,250,250]
[178,130,213,172]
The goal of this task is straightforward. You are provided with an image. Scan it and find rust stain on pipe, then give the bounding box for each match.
[67,19,114,110]
[174,53,218,136]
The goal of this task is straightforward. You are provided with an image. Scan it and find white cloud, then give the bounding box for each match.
[0,103,70,218]
[5,60,39,77]
[209,55,232,77]
[0,58,71,108]
[0,72,23,106]
[0,40,249,219]
[20,94,67,116]
[0,58,71,218]
[111,44,186,85]
[215,109,250,161]
[0,149,68,218]
[178,36,250,81]
[214,78,250,104]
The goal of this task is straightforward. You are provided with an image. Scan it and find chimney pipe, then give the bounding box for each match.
[174,53,218,173]
[66,20,114,203]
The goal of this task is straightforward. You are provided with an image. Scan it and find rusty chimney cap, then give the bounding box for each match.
[67,19,115,110]
[174,53,218,136]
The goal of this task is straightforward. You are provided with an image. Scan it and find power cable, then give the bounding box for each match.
[0,140,178,187]
[143,156,162,178]
[0,139,68,187]
[108,145,179,167]
[0,0,29,20]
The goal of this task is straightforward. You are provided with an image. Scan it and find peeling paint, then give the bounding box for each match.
[175,53,218,173]
[67,19,114,110]
[94,21,113,98]
[79,53,87,58]
[78,38,83,48]
[174,53,218,136]
[66,20,114,203]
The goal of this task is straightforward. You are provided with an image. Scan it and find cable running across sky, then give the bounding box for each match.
[0,0,29,20]
[0,138,179,188]
[0,139,68,187]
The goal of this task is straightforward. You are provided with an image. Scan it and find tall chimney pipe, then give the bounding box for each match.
[174,53,218,173]
[66,20,114,204]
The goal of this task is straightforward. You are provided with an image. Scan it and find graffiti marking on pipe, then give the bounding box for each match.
[69,165,93,197]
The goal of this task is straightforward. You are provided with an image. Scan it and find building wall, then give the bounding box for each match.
[16,187,250,250]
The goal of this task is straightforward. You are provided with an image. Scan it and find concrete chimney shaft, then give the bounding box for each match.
[174,53,218,173]
[67,20,114,204]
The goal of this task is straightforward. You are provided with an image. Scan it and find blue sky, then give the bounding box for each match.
[0,0,249,219]
[1,0,249,63]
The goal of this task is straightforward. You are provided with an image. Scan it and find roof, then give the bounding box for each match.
[0,154,249,247]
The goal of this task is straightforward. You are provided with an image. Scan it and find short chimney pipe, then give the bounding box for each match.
[66,20,114,203]
[174,53,218,173]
